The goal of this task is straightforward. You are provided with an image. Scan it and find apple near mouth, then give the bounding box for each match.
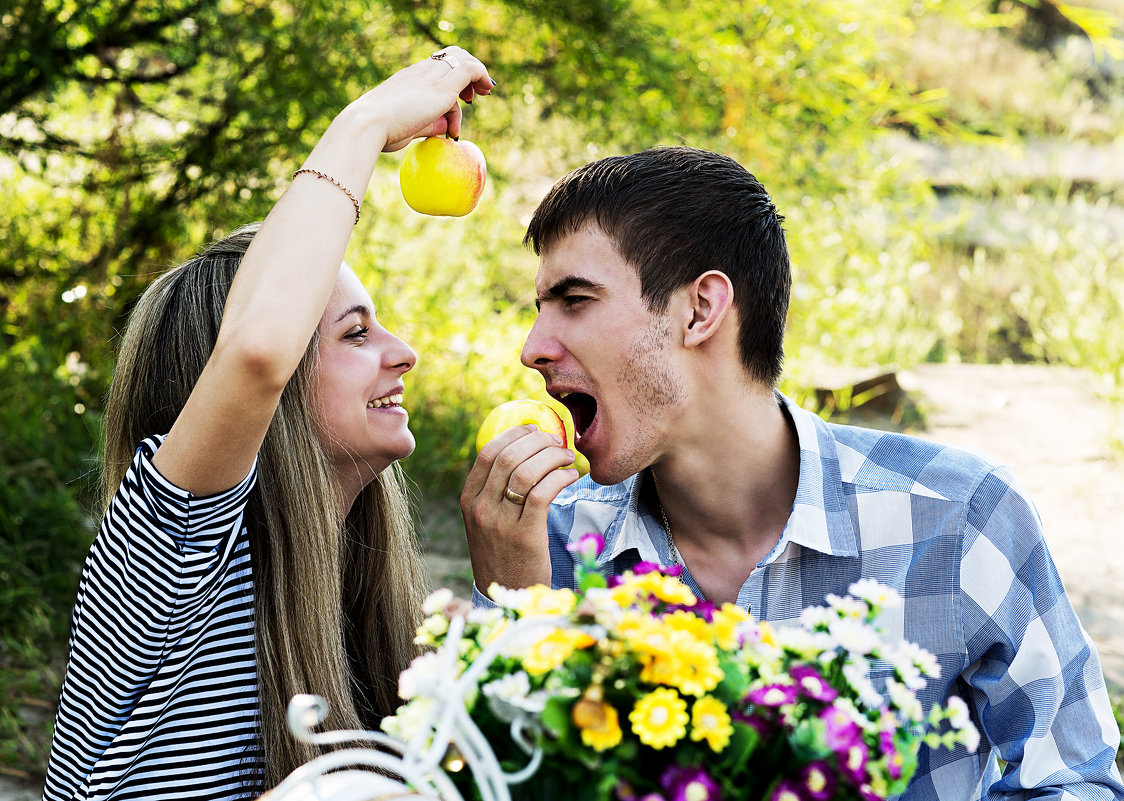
[399,136,486,217]
[475,399,590,476]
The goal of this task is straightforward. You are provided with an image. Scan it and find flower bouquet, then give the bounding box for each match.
[383,533,978,801]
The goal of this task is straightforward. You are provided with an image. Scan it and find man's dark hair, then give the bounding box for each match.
[524,146,790,386]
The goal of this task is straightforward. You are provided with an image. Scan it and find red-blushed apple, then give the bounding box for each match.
[399,136,486,217]
[476,400,590,476]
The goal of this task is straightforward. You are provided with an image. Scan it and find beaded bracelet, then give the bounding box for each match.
[292,168,361,225]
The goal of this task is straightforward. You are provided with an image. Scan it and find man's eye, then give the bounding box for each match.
[564,296,591,309]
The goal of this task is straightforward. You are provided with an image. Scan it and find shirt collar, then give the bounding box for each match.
[596,391,858,566]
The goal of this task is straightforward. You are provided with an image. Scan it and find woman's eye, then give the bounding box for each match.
[345,326,370,340]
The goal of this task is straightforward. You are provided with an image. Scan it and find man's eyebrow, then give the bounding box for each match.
[536,276,605,309]
[333,304,371,324]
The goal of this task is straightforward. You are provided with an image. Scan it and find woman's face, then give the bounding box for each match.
[314,265,417,488]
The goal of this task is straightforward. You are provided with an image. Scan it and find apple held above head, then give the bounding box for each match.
[476,399,590,476]
[399,136,486,217]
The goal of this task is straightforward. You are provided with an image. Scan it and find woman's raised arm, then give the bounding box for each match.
[154,47,494,495]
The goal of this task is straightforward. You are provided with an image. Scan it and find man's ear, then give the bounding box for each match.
[683,270,733,349]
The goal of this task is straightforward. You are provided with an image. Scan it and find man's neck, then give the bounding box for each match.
[648,388,800,603]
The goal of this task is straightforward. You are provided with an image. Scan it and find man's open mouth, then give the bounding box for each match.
[557,391,597,441]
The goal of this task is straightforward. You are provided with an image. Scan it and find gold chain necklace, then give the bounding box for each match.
[649,470,681,567]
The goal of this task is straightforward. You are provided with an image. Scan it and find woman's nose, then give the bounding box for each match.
[381,328,417,372]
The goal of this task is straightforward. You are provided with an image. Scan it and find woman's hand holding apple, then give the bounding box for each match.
[347,46,495,154]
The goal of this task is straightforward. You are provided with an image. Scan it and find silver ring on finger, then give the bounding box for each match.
[503,486,527,505]
[429,51,459,70]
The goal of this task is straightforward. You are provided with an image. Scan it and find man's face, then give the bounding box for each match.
[521,225,685,485]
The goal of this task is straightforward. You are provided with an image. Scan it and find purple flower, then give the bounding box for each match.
[820,705,862,751]
[666,599,716,622]
[690,599,716,621]
[661,766,722,801]
[839,741,870,784]
[798,762,836,801]
[566,531,606,560]
[879,729,895,755]
[790,665,837,703]
[632,561,662,575]
[747,683,799,707]
[732,710,774,736]
[859,784,882,801]
[771,779,804,801]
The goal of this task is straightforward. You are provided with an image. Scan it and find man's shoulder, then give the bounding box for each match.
[824,420,1004,504]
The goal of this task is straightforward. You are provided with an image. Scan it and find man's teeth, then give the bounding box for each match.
[367,394,403,408]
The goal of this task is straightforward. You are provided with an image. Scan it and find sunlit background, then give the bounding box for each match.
[2,0,1122,780]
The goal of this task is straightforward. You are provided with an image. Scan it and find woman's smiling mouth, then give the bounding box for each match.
[367,393,403,409]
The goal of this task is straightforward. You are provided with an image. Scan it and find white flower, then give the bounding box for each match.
[381,697,437,743]
[467,606,505,626]
[827,594,870,621]
[775,627,835,659]
[885,643,929,691]
[946,695,971,729]
[848,580,903,610]
[398,651,446,700]
[422,588,454,616]
[946,695,981,751]
[414,613,450,645]
[842,661,884,709]
[482,671,549,723]
[580,587,624,628]
[960,719,981,752]
[800,605,835,629]
[487,584,530,609]
[828,617,881,656]
[886,677,924,723]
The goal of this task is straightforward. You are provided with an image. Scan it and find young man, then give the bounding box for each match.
[460,147,1124,798]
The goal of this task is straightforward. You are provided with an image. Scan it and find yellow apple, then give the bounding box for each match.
[476,399,590,476]
[399,136,486,217]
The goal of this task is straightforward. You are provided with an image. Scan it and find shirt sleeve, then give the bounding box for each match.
[45,436,258,801]
[958,466,1124,800]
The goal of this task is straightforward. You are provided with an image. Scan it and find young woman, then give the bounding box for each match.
[43,47,495,800]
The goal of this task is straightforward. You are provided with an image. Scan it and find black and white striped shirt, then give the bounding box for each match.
[44,436,263,800]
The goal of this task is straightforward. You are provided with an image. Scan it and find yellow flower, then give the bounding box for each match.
[690,696,733,752]
[633,572,698,606]
[572,696,623,751]
[639,632,722,696]
[625,616,675,658]
[516,585,578,617]
[712,604,750,650]
[757,620,778,647]
[521,627,595,675]
[662,609,712,641]
[629,688,688,749]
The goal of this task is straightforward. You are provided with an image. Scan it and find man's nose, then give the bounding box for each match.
[521,318,562,369]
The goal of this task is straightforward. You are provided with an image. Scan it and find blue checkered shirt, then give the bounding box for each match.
[477,393,1123,799]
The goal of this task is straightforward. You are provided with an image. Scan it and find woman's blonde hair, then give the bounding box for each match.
[102,223,426,789]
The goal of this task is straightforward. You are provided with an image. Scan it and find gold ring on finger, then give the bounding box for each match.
[503,486,527,505]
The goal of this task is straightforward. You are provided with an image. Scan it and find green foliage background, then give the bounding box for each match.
[2,0,1122,778]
